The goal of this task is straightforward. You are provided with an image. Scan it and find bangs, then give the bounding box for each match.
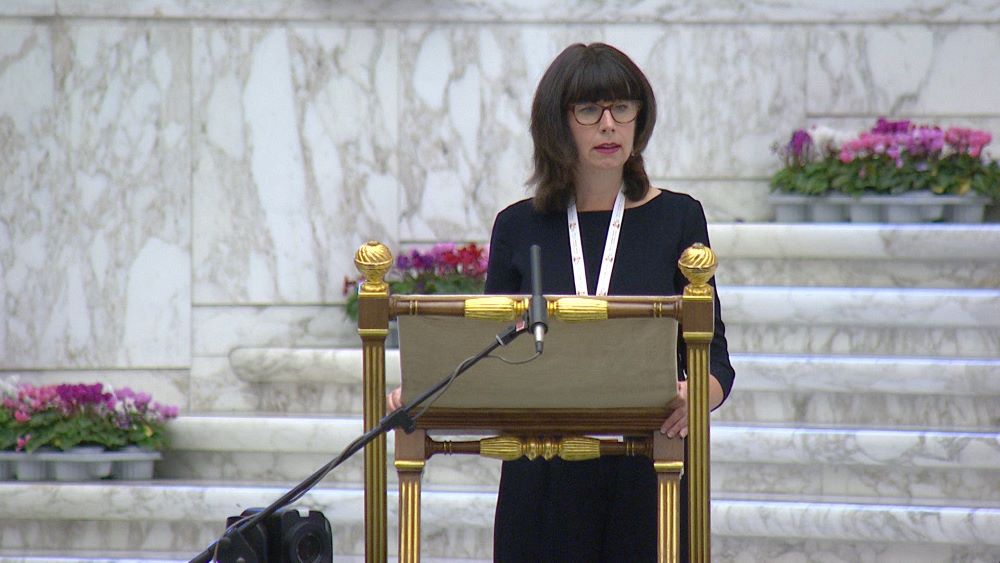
[563,55,642,104]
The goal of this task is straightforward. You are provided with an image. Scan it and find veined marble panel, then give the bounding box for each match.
[721,257,1000,289]
[714,537,1000,563]
[396,25,542,241]
[188,356,362,413]
[0,483,499,550]
[398,24,806,240]
[722,287,1000,328]
[228,346,401,385]
[718,389,1000,429]
[634,25,807,179]
[192,305,353,357]
[714,426,1000,469]
[658,180,772,223]
[728,325,999,358]
[733,355,1000,396]
[18,1,1000,23]
[712,499,1000,545]
[808,25,1000,116]
[192,25,399,304]
[0,21,191,369]
[0,519,493,559]
[0,2,53,17]
[713,463,1000,505]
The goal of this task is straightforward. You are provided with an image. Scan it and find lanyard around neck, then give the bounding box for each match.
[566,187,626,296]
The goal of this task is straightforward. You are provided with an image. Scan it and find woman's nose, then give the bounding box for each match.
[598,108,616,131]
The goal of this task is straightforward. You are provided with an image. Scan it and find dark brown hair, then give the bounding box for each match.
[528,43,657,213]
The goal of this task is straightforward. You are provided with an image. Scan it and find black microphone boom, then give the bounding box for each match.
[529,244,548,354]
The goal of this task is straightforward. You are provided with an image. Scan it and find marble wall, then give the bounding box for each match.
[2,1,1000,404]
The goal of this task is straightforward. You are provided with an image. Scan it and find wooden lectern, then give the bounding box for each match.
[354,241,717,563]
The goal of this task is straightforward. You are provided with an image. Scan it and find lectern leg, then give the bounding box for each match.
[654,460,684,563]
[395,429,427,563]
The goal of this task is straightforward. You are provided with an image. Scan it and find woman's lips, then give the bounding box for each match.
[594,143,621,154]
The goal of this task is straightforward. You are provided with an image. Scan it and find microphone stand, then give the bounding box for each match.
[189,320,529,563]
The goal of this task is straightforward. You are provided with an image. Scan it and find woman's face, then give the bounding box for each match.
[567,100,638,175]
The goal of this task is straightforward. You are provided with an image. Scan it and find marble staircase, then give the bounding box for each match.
[1,224,999,562]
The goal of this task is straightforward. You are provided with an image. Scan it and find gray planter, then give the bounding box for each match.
[848,203,881,223]
[112,446,159,480]
[51,446,107,481]
[770,193,990,224]
[810,200,846,222]
[773,202,808,223]
[14,449,52,481]
[0,447,162,481]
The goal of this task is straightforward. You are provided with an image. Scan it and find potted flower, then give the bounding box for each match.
[0,381,179,481]
[112,387,179,452]
[110,387,178,479]
[343,242,489,346]
[0,380,17,479]
[771,118,999,222]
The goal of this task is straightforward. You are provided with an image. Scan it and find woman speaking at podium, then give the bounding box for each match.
[483,42,736,561]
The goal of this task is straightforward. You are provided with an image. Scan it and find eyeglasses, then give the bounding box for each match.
[569,100,642,126]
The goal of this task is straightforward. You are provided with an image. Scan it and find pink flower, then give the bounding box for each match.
[16,434,31,452]
[14,410,30,423]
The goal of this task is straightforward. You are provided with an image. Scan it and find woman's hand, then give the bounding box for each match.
[660,381,688,438]
[660,374,726,438]
[387,386,403,411]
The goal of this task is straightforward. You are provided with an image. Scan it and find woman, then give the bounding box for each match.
[484,42,736,561]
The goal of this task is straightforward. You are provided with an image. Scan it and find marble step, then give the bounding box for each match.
[0,481,998,560]
[719,354,1000,429]
[707,223,1000,289]
[722,286,1000,358]
[153,416,1000,504]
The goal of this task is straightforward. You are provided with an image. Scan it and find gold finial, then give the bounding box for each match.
[678,243,717,297]
[354,241,393,293]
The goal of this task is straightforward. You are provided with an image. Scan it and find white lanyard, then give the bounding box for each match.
[566,188,626,296]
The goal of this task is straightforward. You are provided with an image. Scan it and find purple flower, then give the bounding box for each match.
[788,129,813,159]
[872,117,911,135]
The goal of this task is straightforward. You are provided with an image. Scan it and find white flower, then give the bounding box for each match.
[809,125,853,155]
[0,375,20,398]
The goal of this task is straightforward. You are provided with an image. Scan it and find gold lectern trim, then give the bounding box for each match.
[678,243,717,298]
[653,461,685,473]
[464,296,528,321]
[358,328,390,338]
[480,436,602,461]
[355,241,393,294]
[552,297,608,322]
[681,331,714,343]
[394,460,426,472]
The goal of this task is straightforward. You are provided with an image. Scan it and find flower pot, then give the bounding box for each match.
[112,446,158,480]
[15,449,53,481]
[0,458,13,480]
[848,202,881,223]
[948,203,987,223]
[885,205,922,223]
[52,446,108,481]
[809,201,846,222]
[773,202,807,223]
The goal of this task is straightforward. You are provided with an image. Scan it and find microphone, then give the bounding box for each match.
[529,244,548,354]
